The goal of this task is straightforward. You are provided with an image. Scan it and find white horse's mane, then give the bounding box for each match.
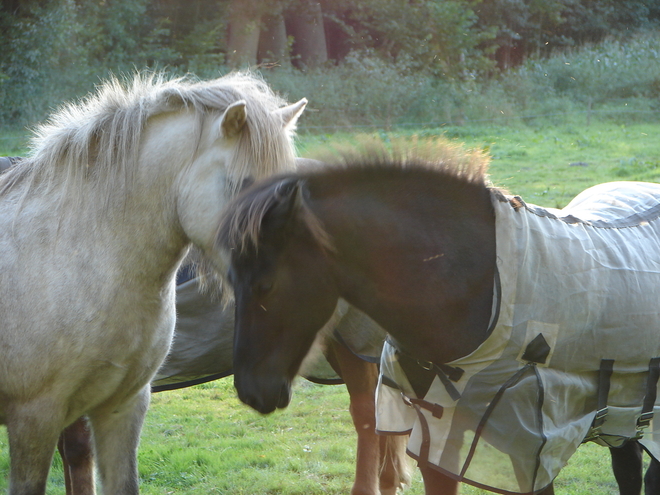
[1,71,297,197]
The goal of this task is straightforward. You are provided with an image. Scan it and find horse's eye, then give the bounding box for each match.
[257,281,274,294]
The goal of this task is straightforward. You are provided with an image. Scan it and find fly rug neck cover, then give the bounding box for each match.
[376,181,660,494]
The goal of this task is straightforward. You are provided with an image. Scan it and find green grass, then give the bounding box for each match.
[0,379,637,494]
[1,118,659,493]
[299,120,660,208]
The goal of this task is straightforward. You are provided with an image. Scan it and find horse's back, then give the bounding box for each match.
[561,181,660,225]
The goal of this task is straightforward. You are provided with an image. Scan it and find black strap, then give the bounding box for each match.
[406,397,444,419]
[380,374,400,390]
[593,359,615,428]
[486,265,501,337]
[387,337,465,400]
[401,396,433,469]
[639,357,660,428]
[432,364,463,401]
[460,363,537,478]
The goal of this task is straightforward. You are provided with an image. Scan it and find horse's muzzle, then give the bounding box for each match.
[234,373,292,414]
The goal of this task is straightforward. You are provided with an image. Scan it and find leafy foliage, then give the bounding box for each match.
[0,0,659,127]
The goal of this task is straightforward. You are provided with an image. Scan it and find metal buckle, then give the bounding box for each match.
[583,426,602,443]
[416,359,433,371]
[593,407,608,427]
[638,411,654,429]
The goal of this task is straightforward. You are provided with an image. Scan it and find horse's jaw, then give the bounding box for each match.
[234,370,292,414]
[176,153,233,250]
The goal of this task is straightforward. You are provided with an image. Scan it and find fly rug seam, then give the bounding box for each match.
[376,181,660,494]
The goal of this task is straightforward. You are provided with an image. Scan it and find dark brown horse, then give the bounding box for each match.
[218,140,660,495]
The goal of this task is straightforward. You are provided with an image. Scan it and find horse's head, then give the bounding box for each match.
[218,176,339,414]
[175,86,306,257]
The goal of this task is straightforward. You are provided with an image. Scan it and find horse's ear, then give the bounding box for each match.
[220,100,248,139]
[274,98,307,129]
[262,178,303,235]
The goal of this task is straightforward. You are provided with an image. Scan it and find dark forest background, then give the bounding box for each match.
[1,0,659,128]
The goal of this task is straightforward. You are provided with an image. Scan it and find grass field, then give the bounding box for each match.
[0,118,659,493]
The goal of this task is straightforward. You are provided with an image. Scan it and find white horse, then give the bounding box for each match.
[0,72,306,495]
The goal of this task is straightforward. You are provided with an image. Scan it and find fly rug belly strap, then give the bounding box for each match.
[376,181,660,495]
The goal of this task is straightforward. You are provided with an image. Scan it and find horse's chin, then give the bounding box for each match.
[276,382,292,409]
[235,374,292,415]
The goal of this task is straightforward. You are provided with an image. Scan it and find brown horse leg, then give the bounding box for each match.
[58,416,96,495]
[419,465,458,495]
[325,339,385,495]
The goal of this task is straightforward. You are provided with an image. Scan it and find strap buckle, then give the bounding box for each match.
[593,407,609,427]
[638,411,654,429]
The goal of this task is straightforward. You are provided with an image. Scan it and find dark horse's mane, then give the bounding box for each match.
[218,137,493,255]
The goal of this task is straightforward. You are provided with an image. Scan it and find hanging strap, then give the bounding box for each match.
[403,395,445,419]
[403,396,433,469]
[638,357,660,429]
[380,373,438,468]
[592,358,615,430]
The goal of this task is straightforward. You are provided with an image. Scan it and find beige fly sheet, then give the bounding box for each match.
[377,181,660,494]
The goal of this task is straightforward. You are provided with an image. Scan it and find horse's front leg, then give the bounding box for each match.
[6,397,66,495]
[610,441,643,495]
[419,466,458,495]
[325,339,383,495]
[645,455,660,494]
[58,416,96,495]
[88,386,150,495]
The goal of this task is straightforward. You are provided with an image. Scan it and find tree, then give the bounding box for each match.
[258,13,290,66]
[285,0,327,68]
[318,0,494,79]
[226,0,265,67]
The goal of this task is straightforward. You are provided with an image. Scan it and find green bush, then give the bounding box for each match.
[1,26,659,132]
[520,32,660,104]
[263,51,439,128]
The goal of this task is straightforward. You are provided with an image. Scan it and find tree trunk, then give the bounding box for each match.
[285,0,327,69]
[258,14,289,67]
[226,0,262,68]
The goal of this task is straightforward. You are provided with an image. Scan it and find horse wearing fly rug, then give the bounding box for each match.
[218,140,660,495]
[0,71,305,495]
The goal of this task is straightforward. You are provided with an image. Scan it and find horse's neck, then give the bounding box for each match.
[5,113,197,291]
[323,183,497,365]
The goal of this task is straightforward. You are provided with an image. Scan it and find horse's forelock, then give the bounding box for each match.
[218,176,285,254]
[218,175,334,262]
